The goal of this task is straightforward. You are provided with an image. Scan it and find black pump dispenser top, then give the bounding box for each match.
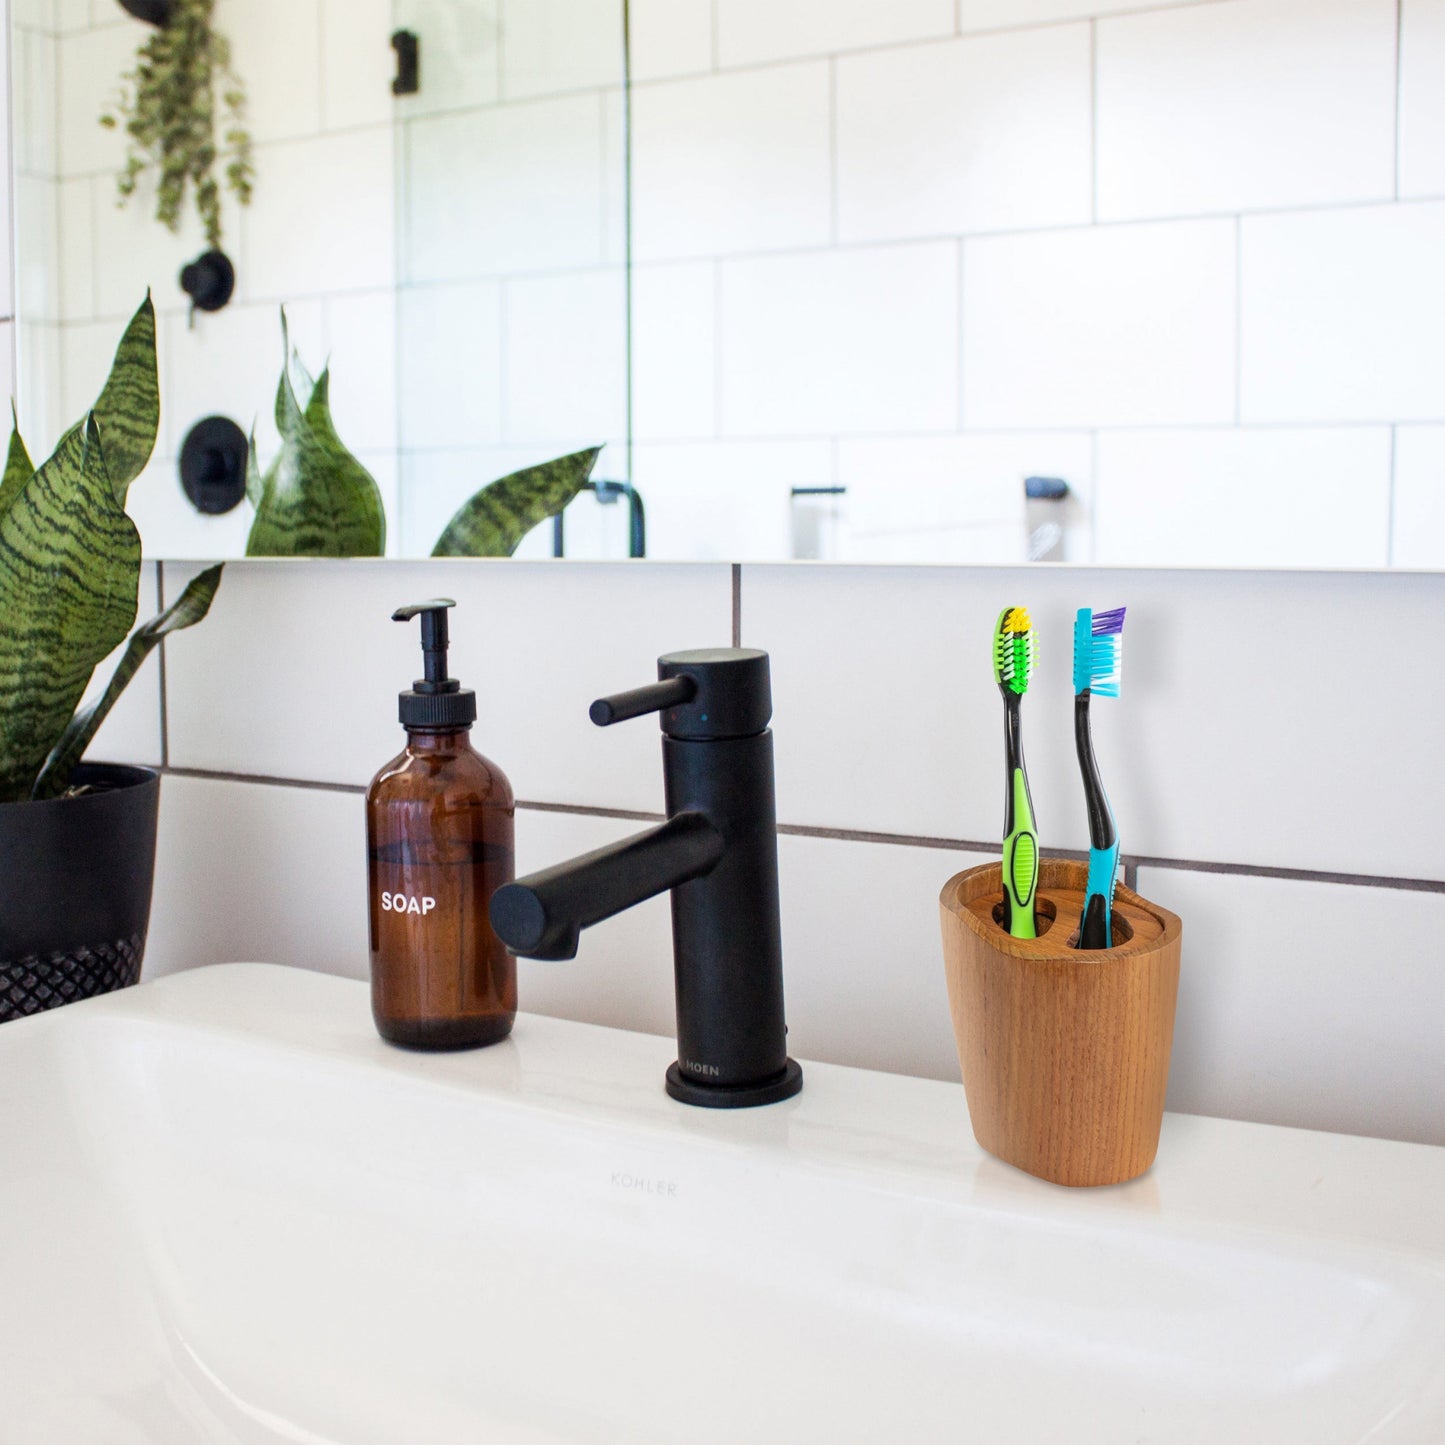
[392,598,477,729]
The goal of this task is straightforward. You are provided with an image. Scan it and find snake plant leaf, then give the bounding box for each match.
[0,409,34,522]
[245,424,263,508]
[272,308,313,438]
[84,294,160,501]
[431,446,601,558]
[33,564,224,800]
[0,417,141,802]
[246,367,386,557]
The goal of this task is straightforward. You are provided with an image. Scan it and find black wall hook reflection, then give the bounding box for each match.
[179,417,249,516]
[391,30,420,95]
[179,250,235,317]
[118,0,172,25]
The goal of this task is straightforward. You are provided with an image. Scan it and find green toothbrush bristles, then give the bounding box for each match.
[993,606,1035,695]
[1073,605,1125,697]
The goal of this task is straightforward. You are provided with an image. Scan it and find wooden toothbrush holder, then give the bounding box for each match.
[938,858,1182,1188]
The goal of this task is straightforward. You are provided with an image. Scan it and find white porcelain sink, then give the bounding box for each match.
[2,963,1443,1443]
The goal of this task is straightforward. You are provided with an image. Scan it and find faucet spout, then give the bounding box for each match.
[490,812,724,961]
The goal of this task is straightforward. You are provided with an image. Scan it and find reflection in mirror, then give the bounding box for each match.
[12,0,627,560]
[11,1,1445,567]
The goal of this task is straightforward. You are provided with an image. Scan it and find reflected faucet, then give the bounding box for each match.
[489,648,802,1108]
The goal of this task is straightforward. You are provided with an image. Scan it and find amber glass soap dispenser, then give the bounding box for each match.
[366,598,516,1049]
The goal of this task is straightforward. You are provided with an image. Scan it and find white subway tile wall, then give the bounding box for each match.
[118,556,1445,1149]
[1143,867,1445,1146]
[1393,426,1445,568]
[623,0,1445,564]
[1399,0,1445,197]
[1094,0,1397,220]
[20,0,1445,564]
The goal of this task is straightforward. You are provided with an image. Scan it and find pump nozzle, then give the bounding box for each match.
[393,598,476,729]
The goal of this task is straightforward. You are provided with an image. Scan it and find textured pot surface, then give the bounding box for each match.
[0,764,160,1019]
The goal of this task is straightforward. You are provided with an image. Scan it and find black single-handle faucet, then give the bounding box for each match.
[489,648,802,1108]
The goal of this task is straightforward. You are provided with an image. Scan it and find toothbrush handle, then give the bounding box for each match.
[1002,767,1039,939]
[1079,840,1120,949]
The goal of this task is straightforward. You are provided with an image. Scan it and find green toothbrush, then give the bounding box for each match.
[994,606,1039,939]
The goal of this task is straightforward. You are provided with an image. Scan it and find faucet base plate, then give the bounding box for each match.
[665,1058,803,1109]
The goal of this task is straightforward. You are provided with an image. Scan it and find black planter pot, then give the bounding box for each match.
[0,764,160,1022]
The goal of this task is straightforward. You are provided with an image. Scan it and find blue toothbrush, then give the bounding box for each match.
[1072,607,1126,949]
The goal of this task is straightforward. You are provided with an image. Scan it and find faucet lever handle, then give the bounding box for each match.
[590,675,696,727]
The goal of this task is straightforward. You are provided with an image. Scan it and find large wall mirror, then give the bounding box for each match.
[12,0,1443,567]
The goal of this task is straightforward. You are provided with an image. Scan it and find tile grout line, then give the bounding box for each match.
[827,56,839,247]
[152,768,1445,893]
[1233,215,1243,424]
[155,560,170,769]
[1393,0,1404,201]
[1387,424,1397,566]
[1088,19,1098,225]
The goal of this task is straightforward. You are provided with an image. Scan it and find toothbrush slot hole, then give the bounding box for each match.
[991,896,1057,937]
[1065,913,1135,950]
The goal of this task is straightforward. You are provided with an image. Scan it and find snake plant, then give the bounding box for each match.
[0,296,223,804]
[245,310,601,558]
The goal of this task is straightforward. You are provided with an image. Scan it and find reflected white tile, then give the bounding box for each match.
[631,261,715,442]
[836,26,1091,244]
[60,318,137,426]
[500,0,624,99]
[322,0,396,131]
[92,170,243,320]
[398,282,503,450]
[12,0,58,29]
[83,561,163,769]
[716,0,952,67]
[504,270,627,446]
[57,178,93,321]
[963,220,1237,428]
[1399,0,1445,197]
[837,433,1089,540]
[15,321,64,447]
[324,289,399,458]
[219,0,322,144]
[960,0,1207,22]
[740,562,1445,879]
[393,0,500,117]
[842,525,1025,565]
[14,27,58,176]
[1393,425,1445,568]
[1144,867,1445,1146]
[1096,0,1396,221]
[14,176,58,322]
[631,439,833,561]
[244,128,396,300]
[1240,203,1445,423]
[1094,428,1392,569]
[403,95,605,281]
[145,776,368,981]
[53,0,91,30]
[162,558,732,811]
[127,462,257,561]
[515,809,676,1039]
[631,64,831,262]
[779,833,986,1081]
[719,243,958,436]
[627,0,712,80]
[57,25,132,177]
[162,300,326,462]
